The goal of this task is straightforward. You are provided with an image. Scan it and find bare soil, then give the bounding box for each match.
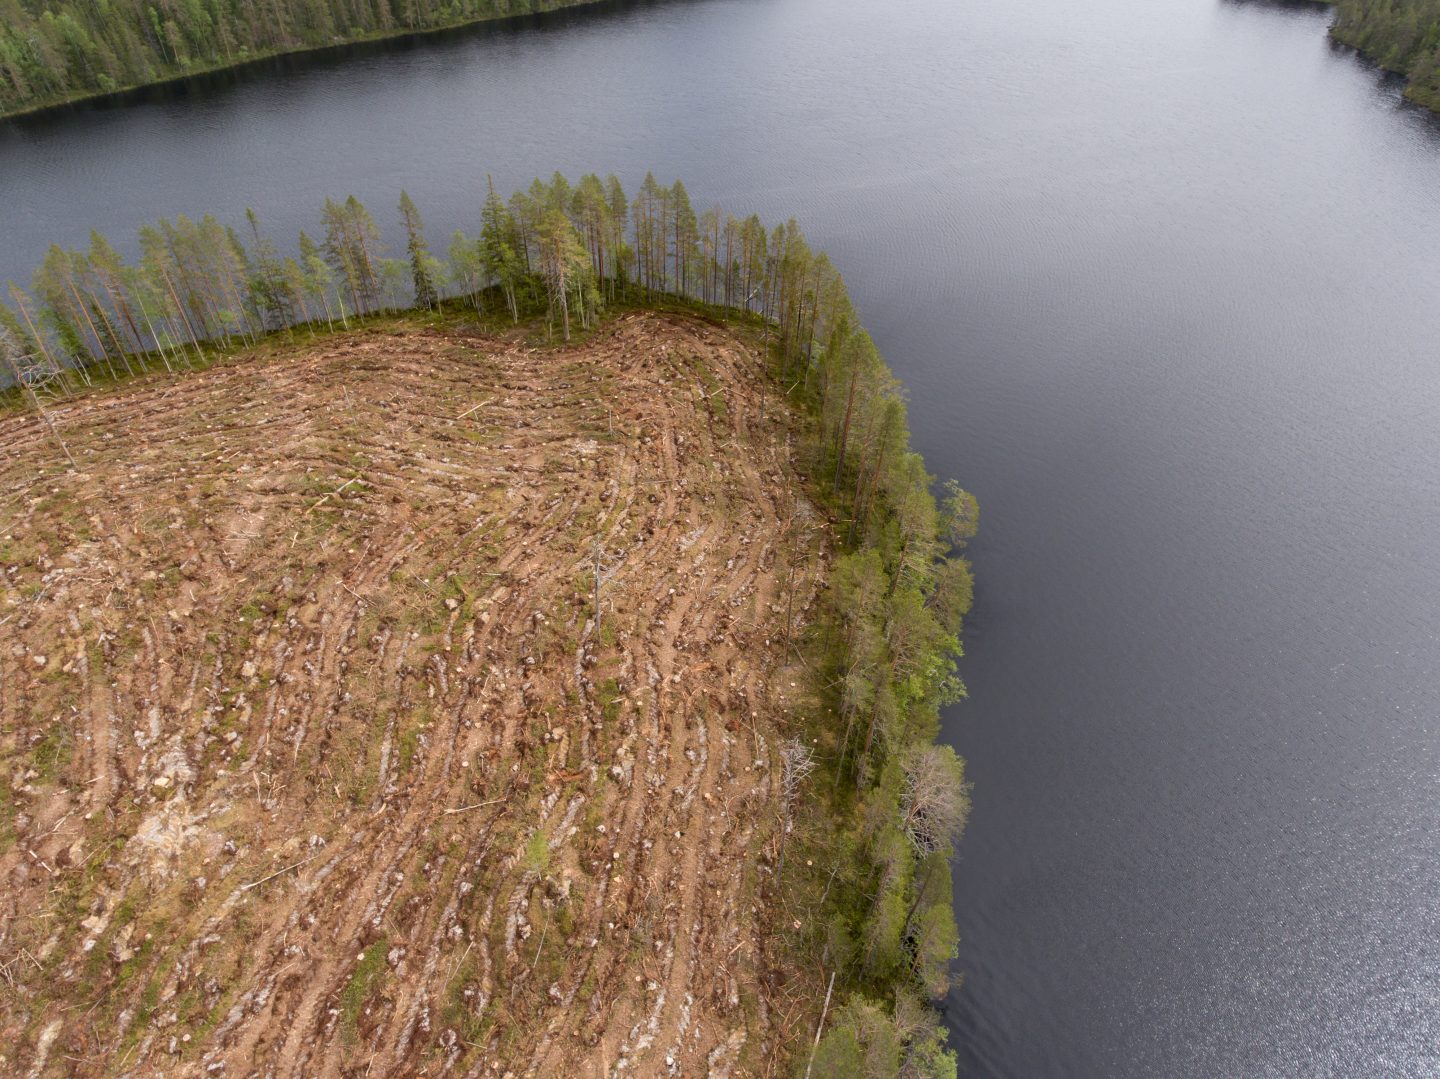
[0,312,829,1077]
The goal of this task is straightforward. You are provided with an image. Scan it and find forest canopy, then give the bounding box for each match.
[1331,0,1440,111]
[8,0,1436,117]
[0,0,601,116]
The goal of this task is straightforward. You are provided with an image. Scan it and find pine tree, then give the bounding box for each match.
[604,175,630,295]
[669,180,698,295]
[243,208,294,330]
[321,196,382,315]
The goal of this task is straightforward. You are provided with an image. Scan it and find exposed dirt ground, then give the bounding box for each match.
[0,312,829,1077]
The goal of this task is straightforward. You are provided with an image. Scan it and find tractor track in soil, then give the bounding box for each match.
[0,312,828,1078]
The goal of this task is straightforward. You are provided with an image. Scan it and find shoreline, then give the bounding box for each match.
[0,0,623,123]
[1324,2,1440,116]
[1,173,976,1074]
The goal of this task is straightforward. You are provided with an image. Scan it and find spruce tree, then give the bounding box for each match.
[398,190,438,310]
[479,177,522,322]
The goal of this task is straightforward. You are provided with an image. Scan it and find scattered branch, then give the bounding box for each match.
[239,853,317,892]
[443,798,504,815]
[803,970,837,1079]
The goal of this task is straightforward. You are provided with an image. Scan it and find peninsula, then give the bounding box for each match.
[0,174,975,1077]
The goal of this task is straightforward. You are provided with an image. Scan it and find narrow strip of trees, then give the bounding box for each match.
[1,174,976,1078]
[0,172,797,392]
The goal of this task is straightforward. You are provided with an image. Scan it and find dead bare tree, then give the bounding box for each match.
[1,323,74,467]
[899,744,969,859]
[592,541,623,636]
[898,744,970,936]
[777,736,817,878]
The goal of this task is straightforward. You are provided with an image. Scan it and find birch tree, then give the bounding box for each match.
[536,208,590,342]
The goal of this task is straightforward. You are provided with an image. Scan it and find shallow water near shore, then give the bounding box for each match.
[4,0,1440,1074]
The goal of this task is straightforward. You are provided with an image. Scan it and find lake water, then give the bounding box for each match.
[4,0,1439,1074]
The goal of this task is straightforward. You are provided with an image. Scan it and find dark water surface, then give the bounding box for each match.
[4,0,1439,1074]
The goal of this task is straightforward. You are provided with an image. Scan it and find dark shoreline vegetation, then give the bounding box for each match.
[1,173,977,1077]
[0,0,611,118]
[1328,0,1440,111]
[5,2,1436,126]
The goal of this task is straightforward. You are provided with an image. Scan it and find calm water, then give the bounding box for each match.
[4,0,1439,1074]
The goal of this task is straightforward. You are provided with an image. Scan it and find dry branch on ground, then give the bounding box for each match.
[0,313,827,1078]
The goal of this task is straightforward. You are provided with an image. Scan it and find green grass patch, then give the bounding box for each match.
[596,678,623,724]
[522,830,550,876]
[30,720,73,784]
[339,937,389,1044]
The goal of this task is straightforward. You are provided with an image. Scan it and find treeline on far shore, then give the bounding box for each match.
[1330,0,1440,112]
[0,173,977,1077]
[0,0,602,117]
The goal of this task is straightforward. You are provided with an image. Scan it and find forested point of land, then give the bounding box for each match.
[1330,0,1440,111]
[0,0,604,116]
[2,173,977,1077]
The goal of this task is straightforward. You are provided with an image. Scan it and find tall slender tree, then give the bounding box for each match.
[480,177,523,322]
[398,189,438,310]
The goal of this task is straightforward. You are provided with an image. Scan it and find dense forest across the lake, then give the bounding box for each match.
[1331,0,1440,110]
[0,0,601,116]
[8,0,1438,121]
[2,173,976,1076]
